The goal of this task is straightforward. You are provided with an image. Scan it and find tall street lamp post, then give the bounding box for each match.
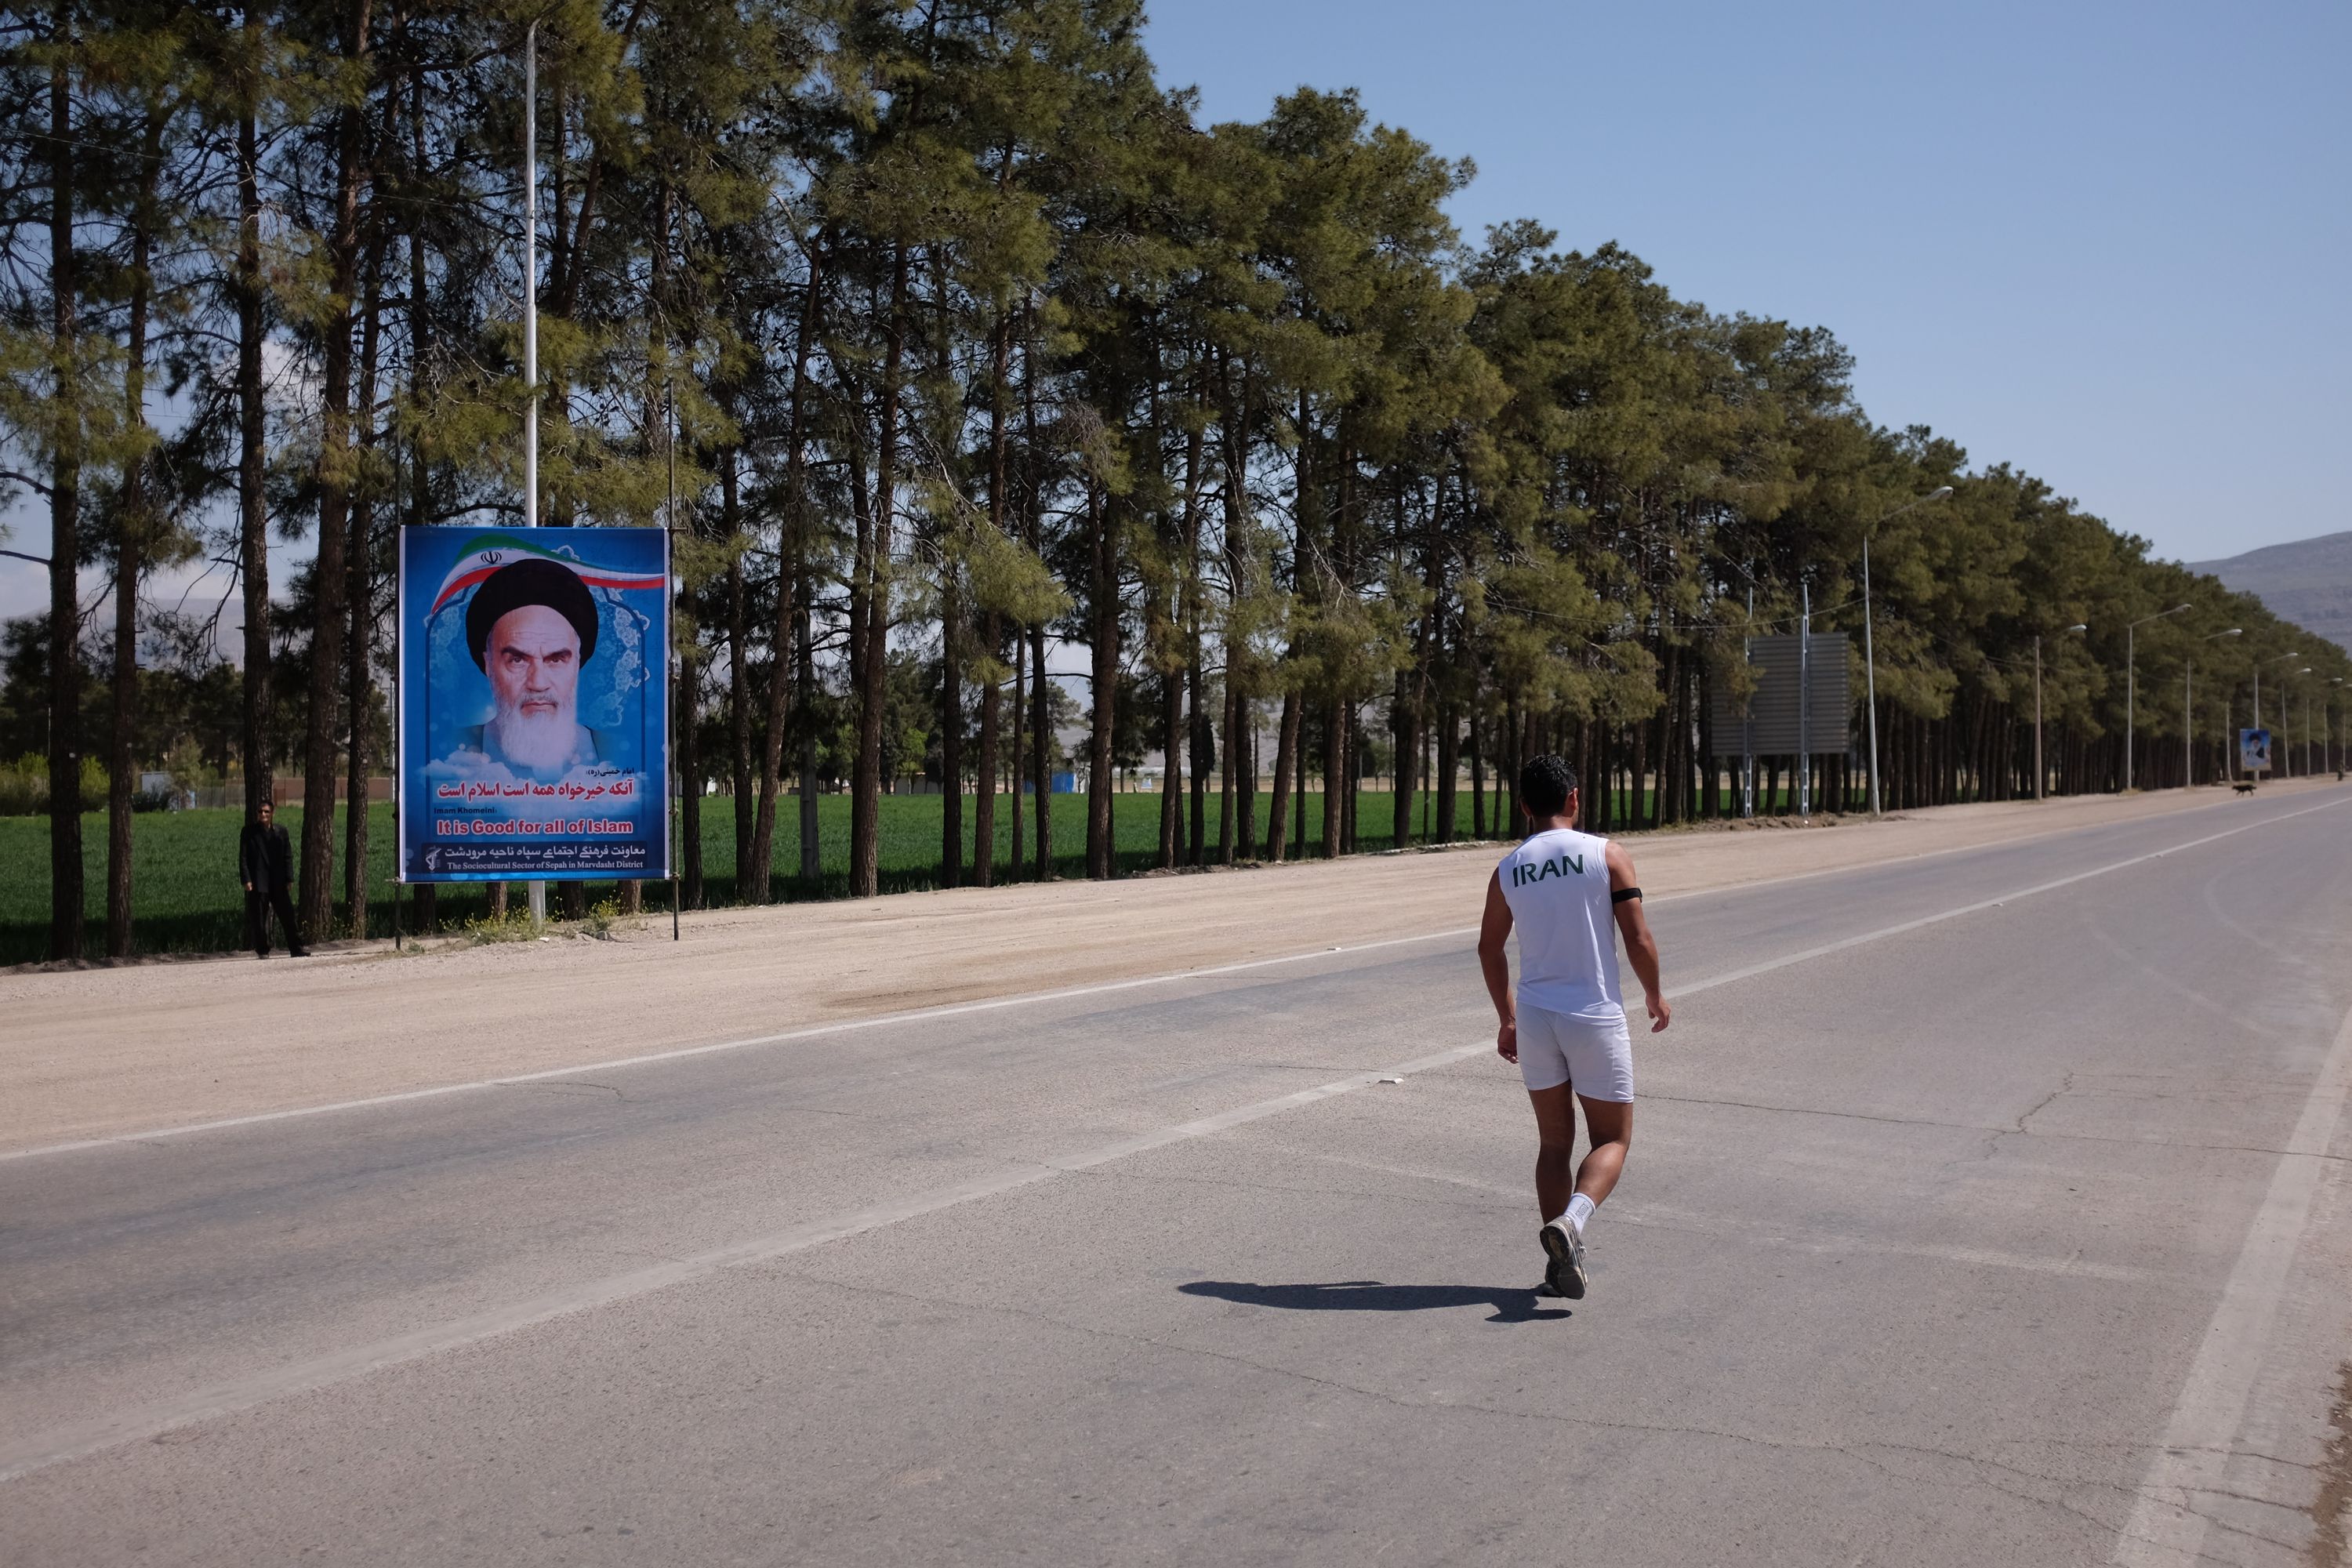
[2035,624,2089,801]
[1861,486,1952,815]
[2259,654,2302,777]
[521,20,546,928]
[2123,604,2190,791]
[2187,628,2241,787]
[2294,668,2313,773]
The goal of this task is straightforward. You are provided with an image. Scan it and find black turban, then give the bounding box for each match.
[465,557,601,670]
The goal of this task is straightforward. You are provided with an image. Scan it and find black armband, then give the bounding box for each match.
[1610,886,1642,904]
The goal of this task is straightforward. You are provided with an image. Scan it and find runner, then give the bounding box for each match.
[1476,754,1670,1299]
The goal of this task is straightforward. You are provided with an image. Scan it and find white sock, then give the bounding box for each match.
[1565,1193,1596,1234]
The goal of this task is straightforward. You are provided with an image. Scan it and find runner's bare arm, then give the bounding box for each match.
[1606,840,1671,1033]
[1477,869,1518,1062]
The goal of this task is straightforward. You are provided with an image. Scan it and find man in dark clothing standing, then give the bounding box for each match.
[240,801,307,957]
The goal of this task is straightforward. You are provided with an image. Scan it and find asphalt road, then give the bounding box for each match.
[5,788,2351,1566]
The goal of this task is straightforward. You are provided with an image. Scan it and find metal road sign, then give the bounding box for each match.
[1708,633,1853,757]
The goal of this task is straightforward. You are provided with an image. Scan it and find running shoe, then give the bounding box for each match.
[1539,1218,1587,1300]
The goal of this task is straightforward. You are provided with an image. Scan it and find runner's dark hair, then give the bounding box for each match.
[1519,754,1579,818]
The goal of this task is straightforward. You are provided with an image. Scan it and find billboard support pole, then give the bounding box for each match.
[521,22,538,524]
[669,383,681,941]
[392,575,402,949]
[392,641,402,950]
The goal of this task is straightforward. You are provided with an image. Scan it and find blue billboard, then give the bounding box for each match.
[396,526,670,882]
[2238,727,2271,775]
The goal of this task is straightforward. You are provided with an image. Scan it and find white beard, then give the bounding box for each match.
[488,702,583,775]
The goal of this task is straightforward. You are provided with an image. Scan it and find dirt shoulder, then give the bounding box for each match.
[5,779,2340,1155]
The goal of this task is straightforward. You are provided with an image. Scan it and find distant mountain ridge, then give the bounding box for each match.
[2190,530,2352,654]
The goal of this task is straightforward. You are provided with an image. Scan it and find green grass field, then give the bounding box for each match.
[0,776,1756,964]
[2,786,1561,964]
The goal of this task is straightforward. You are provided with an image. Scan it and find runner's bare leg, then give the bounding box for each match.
[1574,1095,1632,1210]
[1528,1083,1577,1223]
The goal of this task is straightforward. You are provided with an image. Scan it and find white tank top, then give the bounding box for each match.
[1497,827,1624,1019]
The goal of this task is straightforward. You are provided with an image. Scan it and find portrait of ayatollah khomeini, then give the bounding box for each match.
[447,557,615,781]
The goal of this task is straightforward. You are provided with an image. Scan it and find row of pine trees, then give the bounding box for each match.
[4,0,2347,960]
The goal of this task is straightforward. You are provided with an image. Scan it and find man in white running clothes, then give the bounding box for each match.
[1477,754,1671,1299]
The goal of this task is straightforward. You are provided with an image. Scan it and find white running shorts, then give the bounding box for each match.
[1515,1002,1635,1101]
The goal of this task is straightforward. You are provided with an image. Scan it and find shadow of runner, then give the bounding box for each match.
[1180,1280,1569,1324]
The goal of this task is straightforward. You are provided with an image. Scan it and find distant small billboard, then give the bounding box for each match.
[2238,728,2272,775]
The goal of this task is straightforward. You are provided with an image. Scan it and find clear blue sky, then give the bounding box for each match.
[1144,0,2350,565]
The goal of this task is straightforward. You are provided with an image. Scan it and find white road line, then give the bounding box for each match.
[5,795,2344,1486]
[0,1047,1482,1487]
[2108,996,2352,1567]
[1662,793,2349,997]
[10,792,2344,1166]
[0,926,1476,1163]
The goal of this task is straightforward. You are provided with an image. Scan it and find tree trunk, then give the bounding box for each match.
[851,242,909,898]
[942,571,964,887]
[1009,618,1025,879]
[1436,703,1458,844]
[796,600,818,883]
[342,230,387,935]
[976,613,1000,887]
[1085,480,1116,880]
[1236,696,1257,858]
[973,298,1014,889]
[1294,727,1308,859]
[108,107,163,960]
[405,48,434,934]
[1320,700,1342,860]
[1030,622,1051,877]
[1627,702,1650,833]
[299,0,373,944]
[1469,704,1486,839]
[1218,675,1236,864]
[238,73,271,833]
[1264,688,1299,862]
[750,240,821,899]
[1023,314,1051,880]
[1187,660,1209,865]
[1159,659,1181,869]
[1391,670,1415,848]
[1165,412,1204,869]
[1352,707,1366,850]
[46,45,83,962]
[726,445,753,895]
[1504,695,1523,827]
[680,657,702,907]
